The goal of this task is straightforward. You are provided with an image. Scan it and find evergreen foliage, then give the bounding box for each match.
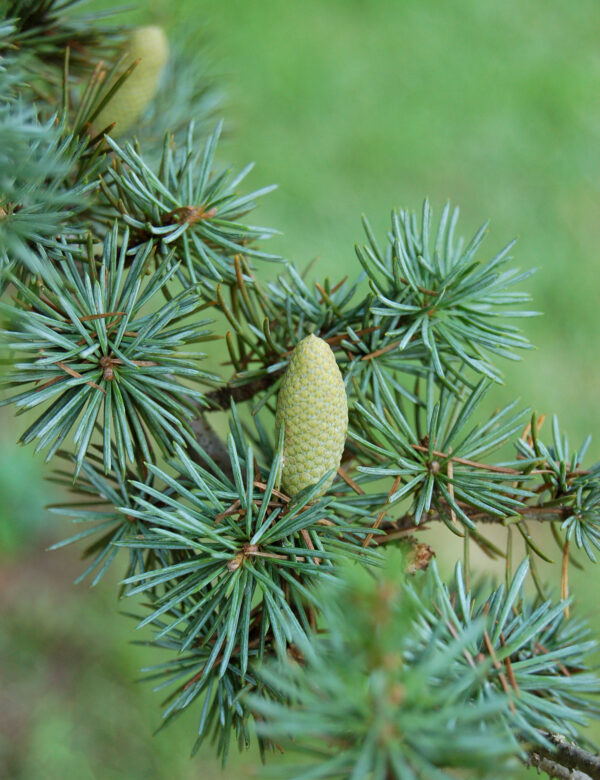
[2,3,600,778]
[251,560,600,779]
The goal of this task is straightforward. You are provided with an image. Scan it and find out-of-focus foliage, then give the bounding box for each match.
[250,561,599,779]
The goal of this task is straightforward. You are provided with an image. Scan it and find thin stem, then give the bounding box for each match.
[409,443,589,478]
[375,502,569,544]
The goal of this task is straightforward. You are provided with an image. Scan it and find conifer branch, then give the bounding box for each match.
[526,752,591,780]
[375,501,570,542]
[204,373,281,410]
[527,734,600,780]
[3,4,600,774]
[189,413,232,479]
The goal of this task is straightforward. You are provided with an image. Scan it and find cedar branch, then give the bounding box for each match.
[527,733,600,780]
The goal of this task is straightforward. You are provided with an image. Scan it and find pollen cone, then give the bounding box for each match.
[276,334,348,497]
[95,26,169,137]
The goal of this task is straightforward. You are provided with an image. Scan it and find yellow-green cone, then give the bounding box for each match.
[276,334,348,497]
[94,26,169,137]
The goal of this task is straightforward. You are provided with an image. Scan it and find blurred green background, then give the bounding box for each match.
[2,0,600,777]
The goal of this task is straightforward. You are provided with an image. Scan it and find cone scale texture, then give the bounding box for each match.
[276,334,348,497]
[95,26,169,136]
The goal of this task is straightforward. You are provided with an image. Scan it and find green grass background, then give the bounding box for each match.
[2,0,600,777]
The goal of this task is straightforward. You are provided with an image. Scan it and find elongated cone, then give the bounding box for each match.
[94,26,169,137]
[276,334,348,497]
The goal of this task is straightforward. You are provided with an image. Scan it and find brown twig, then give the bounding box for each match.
[301,528,320,566]
[336,465,365,495]
[409,443,589,478]
[55,361,105,393]
[205,374,280,410]
[374,500,570,545]
[363,475,402,548]
[482,629,515,713]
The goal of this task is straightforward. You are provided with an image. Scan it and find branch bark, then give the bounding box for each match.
[527,734,600,780]
[189,414,233,480]
[205,373,282,411]
[526,751,591,779]
[189,374,285,476]
[374,503,569,543]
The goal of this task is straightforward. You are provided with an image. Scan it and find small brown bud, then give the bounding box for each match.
[407,542,435,574]
[389,683,405,705]
[226,553,244,572]
[100,355,116,381]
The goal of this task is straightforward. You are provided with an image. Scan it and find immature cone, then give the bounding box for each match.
[276,334,348,497]
[94,26,169,137]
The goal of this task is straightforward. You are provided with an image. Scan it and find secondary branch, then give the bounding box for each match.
[205,373,280,410]
[526,751,591,780]
[375,503,569,544]
[189,414,233,480]
[528,734,600,780]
